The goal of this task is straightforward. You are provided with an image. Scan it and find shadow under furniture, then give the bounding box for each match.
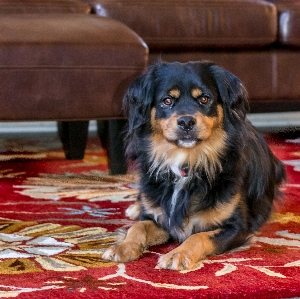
[0,0,148,174]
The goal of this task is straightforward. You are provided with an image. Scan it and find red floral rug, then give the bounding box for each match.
[0,133,299,299]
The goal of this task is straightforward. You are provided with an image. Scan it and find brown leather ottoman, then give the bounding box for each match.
[0,9,148,173]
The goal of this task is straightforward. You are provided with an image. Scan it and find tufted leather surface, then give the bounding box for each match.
[0,14,148,120]
[92,0,277,49]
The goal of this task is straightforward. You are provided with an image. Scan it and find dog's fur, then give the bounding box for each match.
[102,61,286,270]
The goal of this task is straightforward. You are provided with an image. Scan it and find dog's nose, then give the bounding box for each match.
[177,116,196,132]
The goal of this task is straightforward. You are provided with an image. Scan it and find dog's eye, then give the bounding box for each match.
[198,96,209,105]
[162,97,173,106]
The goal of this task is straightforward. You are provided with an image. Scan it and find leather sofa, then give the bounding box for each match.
[2,0,299,175]
[85,0,300,173]
[86,0,300,113]
[0,0,148,173]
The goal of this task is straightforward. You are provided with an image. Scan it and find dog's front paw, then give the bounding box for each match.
[102,242,144,263]
[157,250,197,271]
[125,202,141,220]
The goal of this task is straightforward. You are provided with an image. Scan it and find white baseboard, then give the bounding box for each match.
[247,111,300,129]
[0,120,98,134]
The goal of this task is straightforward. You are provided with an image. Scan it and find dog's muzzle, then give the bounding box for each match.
[176,116,199,148]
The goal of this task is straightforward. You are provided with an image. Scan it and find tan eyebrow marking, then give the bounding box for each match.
[169,88,180,99]
[191,88,203,99]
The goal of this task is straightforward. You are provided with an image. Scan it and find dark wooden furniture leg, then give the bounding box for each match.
[58,121,89,160]
[98,120,127,175]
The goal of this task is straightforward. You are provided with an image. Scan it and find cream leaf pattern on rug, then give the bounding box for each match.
[0,221,117,274]
[14,171,138,202]
[283,159,300,172]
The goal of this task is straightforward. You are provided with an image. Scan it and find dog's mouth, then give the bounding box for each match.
[176,137,200,148]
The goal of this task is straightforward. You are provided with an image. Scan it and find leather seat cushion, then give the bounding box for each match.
[92,0,277,50]
[0,14,147,67]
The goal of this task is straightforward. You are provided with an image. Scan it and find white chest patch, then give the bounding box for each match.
[169,176,188,222]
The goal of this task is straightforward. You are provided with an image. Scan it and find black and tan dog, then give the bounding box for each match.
[102,61,286,270]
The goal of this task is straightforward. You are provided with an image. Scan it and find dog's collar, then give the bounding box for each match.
[180,166,189,177]
[153,165,201,183]
[177,165,202,181]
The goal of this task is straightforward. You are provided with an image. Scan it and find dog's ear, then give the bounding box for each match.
[209,64,249,121]
[122,64,158,159]
[123,70,154,135]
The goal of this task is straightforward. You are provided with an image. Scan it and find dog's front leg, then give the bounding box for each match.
[102,220,169,262]
[157,230,220,271]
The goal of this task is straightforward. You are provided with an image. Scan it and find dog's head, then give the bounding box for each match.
[124,61,249,174]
